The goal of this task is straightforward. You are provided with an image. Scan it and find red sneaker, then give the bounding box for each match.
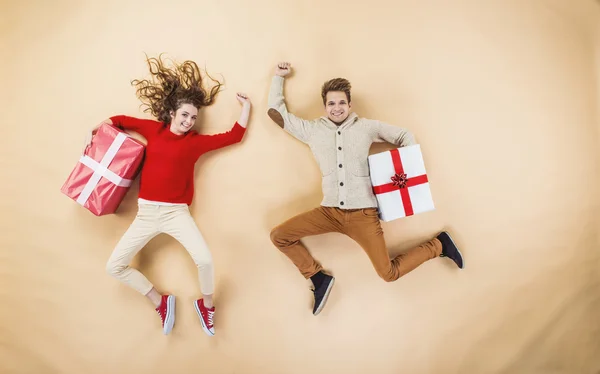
[155,294,175,335]
[193,299,215,336]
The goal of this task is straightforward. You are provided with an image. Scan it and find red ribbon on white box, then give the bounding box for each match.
[76,133,133,206]
[368,144,435,221]
[372,148,428,216]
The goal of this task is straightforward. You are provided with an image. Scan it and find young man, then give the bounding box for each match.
[267,62,464,316]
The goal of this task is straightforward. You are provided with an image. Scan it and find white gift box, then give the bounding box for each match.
[368,144,435,221]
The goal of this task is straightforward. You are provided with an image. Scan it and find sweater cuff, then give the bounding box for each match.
[108,115,126,130]
[233,121,247,132]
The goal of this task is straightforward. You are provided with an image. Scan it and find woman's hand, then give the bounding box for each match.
[236,93,251,128]
[236,92,251,107]
[84,119,112,154]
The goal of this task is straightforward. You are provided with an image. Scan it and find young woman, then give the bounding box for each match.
[86,56,251,336]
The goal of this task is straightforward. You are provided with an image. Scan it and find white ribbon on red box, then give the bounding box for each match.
[76,133,133,206]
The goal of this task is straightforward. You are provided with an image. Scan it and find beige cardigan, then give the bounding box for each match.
[268,75,416,209]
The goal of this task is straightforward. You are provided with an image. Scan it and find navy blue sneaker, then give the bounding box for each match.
[437,231,464,269]
[312,274,335,315]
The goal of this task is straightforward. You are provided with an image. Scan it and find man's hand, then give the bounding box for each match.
[275,62,292,77]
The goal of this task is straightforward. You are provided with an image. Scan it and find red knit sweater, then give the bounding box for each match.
[110,115,246,205]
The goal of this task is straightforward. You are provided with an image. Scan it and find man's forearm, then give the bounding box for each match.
[267,75,287,128]
[268,75,286,108]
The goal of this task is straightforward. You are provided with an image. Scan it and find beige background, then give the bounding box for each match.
[2,0,600,373]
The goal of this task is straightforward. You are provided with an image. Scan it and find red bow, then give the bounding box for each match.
[391,173,408,188]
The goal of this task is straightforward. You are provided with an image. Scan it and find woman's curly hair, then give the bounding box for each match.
[131,54,224,124]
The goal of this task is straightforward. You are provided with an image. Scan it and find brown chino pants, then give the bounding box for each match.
[270,206,442,282]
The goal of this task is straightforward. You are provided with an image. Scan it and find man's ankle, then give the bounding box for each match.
[310,271,326,289]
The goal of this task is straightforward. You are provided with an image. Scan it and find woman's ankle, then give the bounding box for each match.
[145,287,162,308]
[203,294,214,309]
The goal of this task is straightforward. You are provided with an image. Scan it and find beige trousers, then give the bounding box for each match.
[106,203,214,295]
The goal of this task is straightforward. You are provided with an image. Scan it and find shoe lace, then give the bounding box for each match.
[156,308,165,323]
[207,309,214,326]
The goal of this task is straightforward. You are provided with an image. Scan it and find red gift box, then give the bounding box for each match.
[61,123,145,216]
